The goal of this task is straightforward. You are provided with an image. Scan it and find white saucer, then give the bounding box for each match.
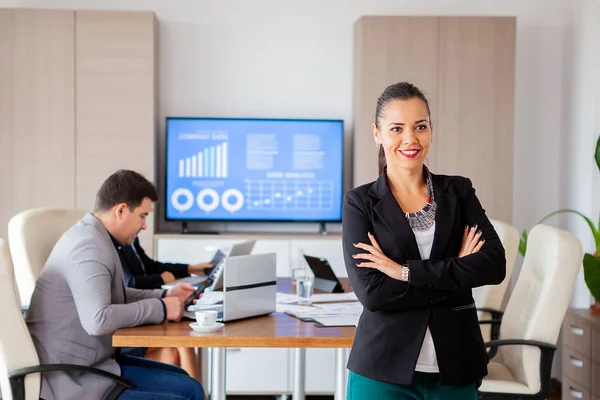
[189,322,224,332]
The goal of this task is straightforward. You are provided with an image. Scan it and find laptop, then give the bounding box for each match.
[303,254,345,293]
[162,239,256,290]
[186,252,277,322]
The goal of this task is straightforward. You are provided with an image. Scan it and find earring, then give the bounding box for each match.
[374,142,379,147]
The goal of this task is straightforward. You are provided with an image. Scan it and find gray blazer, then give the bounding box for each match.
[26,213,165,400]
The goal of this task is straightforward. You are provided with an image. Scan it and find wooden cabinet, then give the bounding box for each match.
[0,9,76,239]
[0,9,157,251]
[353,16,516,223]
[562,309,600,399]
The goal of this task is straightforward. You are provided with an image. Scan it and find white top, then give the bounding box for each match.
[411,222,439,373]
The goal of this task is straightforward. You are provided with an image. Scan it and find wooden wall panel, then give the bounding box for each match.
[436,17,516,222]
[75,11,157,251]
[0,9,75,239]
[353,16,440,187]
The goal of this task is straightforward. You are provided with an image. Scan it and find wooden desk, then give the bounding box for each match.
[113,279,356,400]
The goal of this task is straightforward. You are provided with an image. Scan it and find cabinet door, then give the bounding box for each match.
[75,10,157,252]
[225,348,289,393]
[305,348,336,393]
[290,238,345,277]
[0,9,75,239]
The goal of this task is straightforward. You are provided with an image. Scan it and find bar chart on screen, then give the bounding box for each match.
[178,142,228,178]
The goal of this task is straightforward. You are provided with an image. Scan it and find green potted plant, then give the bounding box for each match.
[519,136,600,313]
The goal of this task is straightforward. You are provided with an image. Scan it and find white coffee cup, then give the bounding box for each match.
[195,310,218,327]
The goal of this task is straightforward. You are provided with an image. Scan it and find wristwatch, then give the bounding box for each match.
[401,263,410,282]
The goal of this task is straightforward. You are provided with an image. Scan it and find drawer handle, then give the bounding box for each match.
[569,387,583,399]
[569,356,584,368]
[570,325,584,336]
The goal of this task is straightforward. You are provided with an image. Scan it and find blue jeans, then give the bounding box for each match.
[117,354,204,400]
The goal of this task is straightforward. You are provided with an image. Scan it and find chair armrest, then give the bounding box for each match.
[9,363,133,400]
[478,339,556,400]
[478,319,502,325]
[477,307,504,320]
[484,339,556,351]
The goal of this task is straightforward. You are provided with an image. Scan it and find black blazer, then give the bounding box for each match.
[120,238,190,289]
[343,171,506,386]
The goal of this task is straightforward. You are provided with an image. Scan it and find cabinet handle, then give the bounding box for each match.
[569,356,584,368]
[569,387,583,399]
[570,325,584,336]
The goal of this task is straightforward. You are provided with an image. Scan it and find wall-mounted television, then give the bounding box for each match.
[165,117,344,222]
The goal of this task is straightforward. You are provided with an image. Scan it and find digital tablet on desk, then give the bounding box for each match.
[303,254,345,293]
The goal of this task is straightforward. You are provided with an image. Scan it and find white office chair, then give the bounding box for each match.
[8,207,87,307]
[0,238,132,400]
[473,218,520,343]
[477,224,582,399]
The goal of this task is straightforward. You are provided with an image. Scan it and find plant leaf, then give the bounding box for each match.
[583,253,600,302]
[518,229,528,256]
[595,135,600,174]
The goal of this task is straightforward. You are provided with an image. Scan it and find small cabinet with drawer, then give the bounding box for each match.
[563,308,600,399]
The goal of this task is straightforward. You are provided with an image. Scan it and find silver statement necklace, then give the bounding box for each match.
[405,168,437,232]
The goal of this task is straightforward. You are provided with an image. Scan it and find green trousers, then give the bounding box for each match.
[347,371,478,400]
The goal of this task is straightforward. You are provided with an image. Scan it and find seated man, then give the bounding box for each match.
[26,169,204,400]
[120,238,213,379]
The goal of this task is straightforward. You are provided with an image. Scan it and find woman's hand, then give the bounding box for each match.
[459,225,485,258]
[353,232,404,280]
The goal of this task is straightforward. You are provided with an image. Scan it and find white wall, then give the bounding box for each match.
[561,0,600,308]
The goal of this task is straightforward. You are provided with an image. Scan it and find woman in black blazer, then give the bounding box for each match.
[343,82,506,399]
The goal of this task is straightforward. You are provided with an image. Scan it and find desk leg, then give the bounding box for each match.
[210,347,226,400]
[292,348,306,400]
[334,348,347,400]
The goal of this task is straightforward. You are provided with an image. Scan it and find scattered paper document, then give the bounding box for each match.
[313,316,359,327]
[276,292,358,304]
[311,292,358,303]
[196,291,223,305]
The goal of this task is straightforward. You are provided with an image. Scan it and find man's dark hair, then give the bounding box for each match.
[94,170,158,212]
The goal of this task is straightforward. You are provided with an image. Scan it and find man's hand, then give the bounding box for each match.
[166,283,196,303]
[161,271,176,283]
[163,297,184,321]
[187,263,214,275]
[459,225,485,258]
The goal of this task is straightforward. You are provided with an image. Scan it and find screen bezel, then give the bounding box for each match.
[164,116,344,223]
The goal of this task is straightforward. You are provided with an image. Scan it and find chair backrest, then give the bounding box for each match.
[473,219,520,340]
[8,207,86,306]
[0,238,41,400]
[472,218,520,311]
[499,224,582,393]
